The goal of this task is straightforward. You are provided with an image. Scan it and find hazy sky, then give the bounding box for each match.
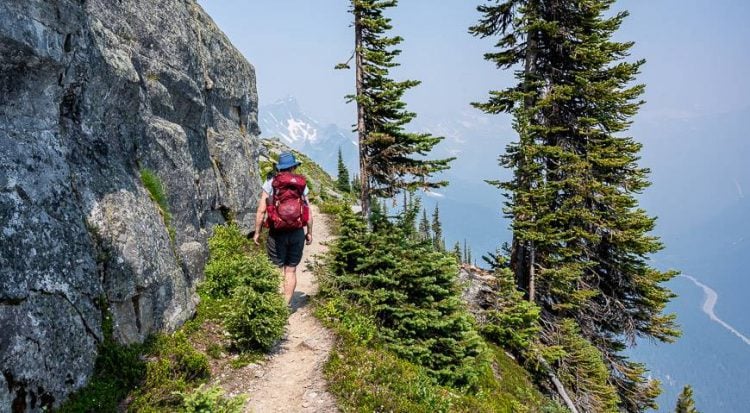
[197,0,750,127]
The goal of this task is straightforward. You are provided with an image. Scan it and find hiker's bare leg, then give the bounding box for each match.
[283,265,297,305]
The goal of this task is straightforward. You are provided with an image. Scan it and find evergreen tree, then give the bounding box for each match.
[418,208,431,242]
[326,206,483,386]
[675,385,699,413]
[342,0,454,218]
[463,239,468,265]
[471,1,679,410]
[431,204,445,251]
[453,241,462,263]
[336,147,352,193]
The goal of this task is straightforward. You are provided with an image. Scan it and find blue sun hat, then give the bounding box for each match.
[276,151,301,171]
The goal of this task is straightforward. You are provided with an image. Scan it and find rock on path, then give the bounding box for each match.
[244,206,338,412]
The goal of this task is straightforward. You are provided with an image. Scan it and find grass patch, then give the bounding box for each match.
[229,352,265,370]
[140,168,175,242]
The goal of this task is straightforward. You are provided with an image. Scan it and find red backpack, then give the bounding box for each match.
[265,172,310,230]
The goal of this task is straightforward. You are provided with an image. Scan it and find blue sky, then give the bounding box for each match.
[198,0,750,127]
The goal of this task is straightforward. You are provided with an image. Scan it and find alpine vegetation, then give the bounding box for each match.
[471,0,679,411]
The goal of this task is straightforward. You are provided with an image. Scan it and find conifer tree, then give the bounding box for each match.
[463,239,468,265]
[453,242,462,263]
[431,204,444,251]
[418,208,431,242]
[343,0,454,218]
[326,206,483,386]
[336,147,352,193]
[675,385,699,413]
[471,1,679,410]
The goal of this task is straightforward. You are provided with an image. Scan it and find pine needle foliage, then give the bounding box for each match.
[675,385,700,413]
[480,258,541,354]
[345,0,454,217]
[471,1,679,410]
[324,206,483,387]
[544,319,620,412]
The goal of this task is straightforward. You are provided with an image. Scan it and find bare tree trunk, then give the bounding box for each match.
[534,354,580,413]
[529,241,536,301]
[513,2,539,300]
[354,6,370,219]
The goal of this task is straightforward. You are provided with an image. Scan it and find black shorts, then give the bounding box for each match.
[266,228,305,267]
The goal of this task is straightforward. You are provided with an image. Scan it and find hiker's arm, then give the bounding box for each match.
[305,196,313,245]
[253,191,268,245]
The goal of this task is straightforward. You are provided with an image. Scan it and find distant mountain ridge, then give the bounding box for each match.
[258,96,357,174]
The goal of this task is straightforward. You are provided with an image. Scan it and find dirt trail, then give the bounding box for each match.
[243,206,338,412]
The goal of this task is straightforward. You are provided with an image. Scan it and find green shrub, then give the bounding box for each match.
[224,286,288,352]
[128,332,210,411]
[316,296,378,345]
[203,224,281,299]
[318,295,555,413]
[180,384,246,413]
[207,224,251,264]
[203,223,288,351]
[204,255,280,298]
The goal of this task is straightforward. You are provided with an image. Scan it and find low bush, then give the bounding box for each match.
[180,384,246,413]
[224,286,288,352]
[203,223,288,351]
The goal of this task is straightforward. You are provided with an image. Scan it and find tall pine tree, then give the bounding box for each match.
[336,147,352,193]
[471,1,679,410]
[418,208,431,242]
[343,0,454,218]
[431,204,444,251]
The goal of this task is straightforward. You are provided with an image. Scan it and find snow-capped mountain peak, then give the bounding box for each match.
[258,96,357,174]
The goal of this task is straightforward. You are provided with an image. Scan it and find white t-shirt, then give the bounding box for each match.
[262,178,309,197]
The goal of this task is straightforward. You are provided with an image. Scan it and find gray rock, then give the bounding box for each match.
[458,266,497,315]
[0,0,262,410]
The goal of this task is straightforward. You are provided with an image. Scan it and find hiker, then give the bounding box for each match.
[253,152,313,306]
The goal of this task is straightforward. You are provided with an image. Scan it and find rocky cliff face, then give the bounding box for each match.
[0,0,261,410]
